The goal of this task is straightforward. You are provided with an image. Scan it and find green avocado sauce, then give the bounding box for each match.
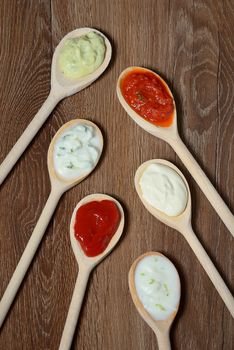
[58,31,106,79]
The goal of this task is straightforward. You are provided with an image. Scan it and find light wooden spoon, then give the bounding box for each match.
[0,119,103,328]
[129,252,180,350]
[0,27,111,186]
[117,66,234,236]
[135,159,234,318]
[58,193,125,350]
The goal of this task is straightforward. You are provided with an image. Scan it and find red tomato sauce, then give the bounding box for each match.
[74,200,121,257]
[120,69,174,127]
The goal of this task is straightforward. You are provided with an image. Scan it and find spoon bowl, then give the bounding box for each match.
[135,159,191,231]
[47,119,103,192]
[0,119,103,328]
[59,193,125,350]
[70,193,125,269]
[117,66,234,236]
[52,27,112,97]
[0,27,111,186]
[116,66,178,142]
[135,159,234,318]
[129,251,180,349]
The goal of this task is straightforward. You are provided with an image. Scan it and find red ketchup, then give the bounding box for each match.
[74,200,121,257]
[121,69,174,127]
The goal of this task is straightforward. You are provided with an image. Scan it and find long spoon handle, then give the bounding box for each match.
[183,224,234,318]
[154,329,171,350]
[0,186,62,328]
[59,267,91,350]
[169,137,234,237]
[0,91,61,186]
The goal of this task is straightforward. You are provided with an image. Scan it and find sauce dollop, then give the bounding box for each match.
[74,200,121,257]
[58,31,106,79]
[139,163,188,216]
[135,254,180,321]
[53,123,101,180]
[121,69,174,127]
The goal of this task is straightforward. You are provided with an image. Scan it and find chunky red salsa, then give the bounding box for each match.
[121,69,174,127]
[74,200,120,257]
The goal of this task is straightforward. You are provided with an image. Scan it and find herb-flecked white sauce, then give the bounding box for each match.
[135,255,180,320]
[53,123,101,179]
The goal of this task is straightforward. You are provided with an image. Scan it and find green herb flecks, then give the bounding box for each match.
[136,91,145,102]
[155,304,166,311]
[63,134,72,140]
[66,162,74,169]
[149,278,155,285]
[140,272,145,276]
[163,283,169,296]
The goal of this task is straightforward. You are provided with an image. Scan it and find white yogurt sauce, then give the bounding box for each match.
[135,255,180,321]
[53,123,101,179]
[139,163,188,216]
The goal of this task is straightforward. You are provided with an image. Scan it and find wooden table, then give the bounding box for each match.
[0,1,233,349]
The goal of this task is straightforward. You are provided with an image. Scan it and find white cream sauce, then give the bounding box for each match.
[135,255,180,321]
[53,123,101,179]
[139,163,188,216]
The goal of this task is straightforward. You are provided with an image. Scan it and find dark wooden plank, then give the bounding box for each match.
[0,0,233,349]
[0,0,53,349]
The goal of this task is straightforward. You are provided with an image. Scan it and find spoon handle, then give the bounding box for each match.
[0,187,62,328]
[183,224,234,318]
[0,91,61,186]
[59,267,91,350]
[169,137,234,236]
[154,329,171,350]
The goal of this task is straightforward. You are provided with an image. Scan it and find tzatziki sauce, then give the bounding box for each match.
[135,254,180,321]
[139,163,188,216]
[53,123,101,179]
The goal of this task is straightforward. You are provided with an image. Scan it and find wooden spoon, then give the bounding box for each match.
[129,252,180,350]
[58,193,125,350]
[116,66,234,236]
[0,27,111,185]
[0,119,103,328]
[135,159,234,318]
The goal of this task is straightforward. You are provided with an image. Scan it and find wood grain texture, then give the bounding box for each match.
[0,0,233,349]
